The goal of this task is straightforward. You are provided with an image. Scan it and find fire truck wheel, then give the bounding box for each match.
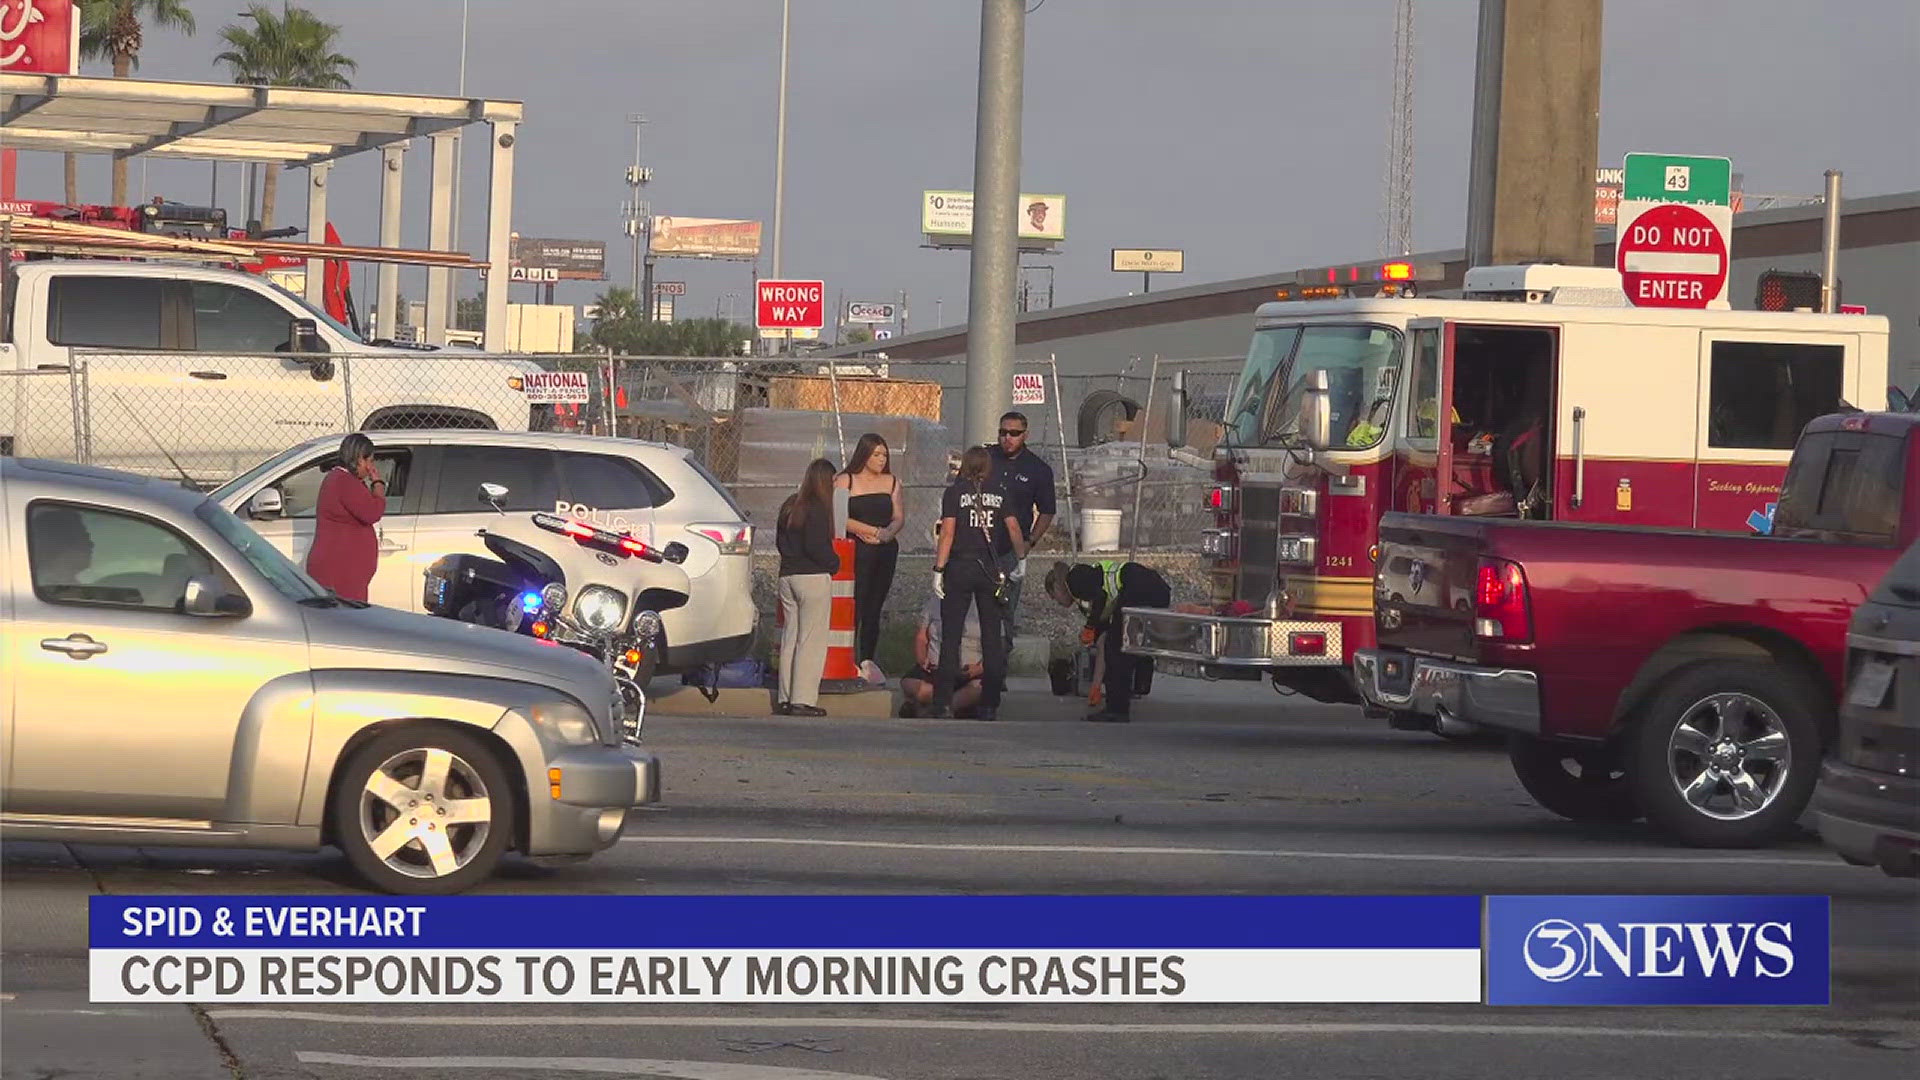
[1507,736,1641,824]
[1627,660,1824,848]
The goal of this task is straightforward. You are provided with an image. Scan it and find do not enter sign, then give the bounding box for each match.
[1616,203,1728,309]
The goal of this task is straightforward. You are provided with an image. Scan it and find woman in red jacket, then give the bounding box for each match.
[305,433,386,602]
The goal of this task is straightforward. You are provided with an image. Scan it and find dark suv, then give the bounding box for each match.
[1813,540,1920,877]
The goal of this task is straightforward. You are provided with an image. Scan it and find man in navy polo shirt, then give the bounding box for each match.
[992,411,1056,653]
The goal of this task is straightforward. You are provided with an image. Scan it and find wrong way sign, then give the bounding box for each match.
[756,279,825,330]
[1616,203,1728,310]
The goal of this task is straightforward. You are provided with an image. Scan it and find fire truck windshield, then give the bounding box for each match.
[1229,324,1403,449]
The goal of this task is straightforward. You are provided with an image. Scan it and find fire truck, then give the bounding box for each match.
[1120,262,1892,718]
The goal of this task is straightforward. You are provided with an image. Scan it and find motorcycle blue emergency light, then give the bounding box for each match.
[521,590,544,613]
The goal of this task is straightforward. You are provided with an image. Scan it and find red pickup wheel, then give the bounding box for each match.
[1507,738,1640,823]
[1627,660,1824,848]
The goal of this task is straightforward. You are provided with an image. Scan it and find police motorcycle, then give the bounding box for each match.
[422,483,691,740]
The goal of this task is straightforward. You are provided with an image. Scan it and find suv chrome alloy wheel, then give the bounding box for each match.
[1666,692,1793,822]
[358,748,495,879]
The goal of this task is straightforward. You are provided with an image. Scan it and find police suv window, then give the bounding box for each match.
[276,451,413,518]
[48,277,167,349]
[431,446,560,513]
[1707,342,1845,450]
[559,453,673,510]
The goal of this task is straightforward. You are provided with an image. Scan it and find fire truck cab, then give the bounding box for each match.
[1121,263,1892,707]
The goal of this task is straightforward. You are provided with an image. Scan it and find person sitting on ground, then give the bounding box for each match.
[898,594,985,718]
[1045,559,1171,723]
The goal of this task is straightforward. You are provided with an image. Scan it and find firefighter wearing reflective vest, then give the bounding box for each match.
[1045,560,1171,723]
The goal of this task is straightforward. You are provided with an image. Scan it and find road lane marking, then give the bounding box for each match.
[231,1015,1912,1041]
[295,1053,890,1079]
[617,834,1840,868]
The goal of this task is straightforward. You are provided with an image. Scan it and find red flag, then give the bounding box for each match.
[322,223,357,333]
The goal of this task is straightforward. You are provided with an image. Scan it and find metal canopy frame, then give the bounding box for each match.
[0,73,525,349]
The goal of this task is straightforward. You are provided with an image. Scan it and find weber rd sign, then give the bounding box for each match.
[1616,203,1729,309]
[757,279,825,330]
[1618,153,1734,308]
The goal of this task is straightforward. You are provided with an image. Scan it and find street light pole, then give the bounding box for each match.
[772,0,790,280]
[964,0,1026,447]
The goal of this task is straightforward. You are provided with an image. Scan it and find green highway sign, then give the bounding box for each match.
[1623,153,1733,208]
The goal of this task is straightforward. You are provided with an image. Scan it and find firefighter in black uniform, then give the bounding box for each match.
[1045,560,1171,723]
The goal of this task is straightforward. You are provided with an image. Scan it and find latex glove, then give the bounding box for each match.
[933,569,946,600]
[1010,557,1028,581]
[1079,627,1097,647]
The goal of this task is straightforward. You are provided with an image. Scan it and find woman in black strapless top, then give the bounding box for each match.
[836,433,905,669]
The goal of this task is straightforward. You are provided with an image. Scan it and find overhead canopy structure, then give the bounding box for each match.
[0,73,526,348]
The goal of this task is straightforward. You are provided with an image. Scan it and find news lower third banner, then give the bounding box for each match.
[87,894,1829,1006]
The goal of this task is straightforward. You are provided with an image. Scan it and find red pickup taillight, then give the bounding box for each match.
[1473,558,1533,643]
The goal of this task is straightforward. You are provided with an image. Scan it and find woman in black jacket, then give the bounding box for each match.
[929,446,1027,720]
[775,458,841,716]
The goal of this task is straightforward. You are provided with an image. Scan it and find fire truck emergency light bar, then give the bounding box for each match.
[1271,260,1445,301]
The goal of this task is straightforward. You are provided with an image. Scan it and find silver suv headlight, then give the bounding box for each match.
[574,585,627,632]
[529,701,599,746]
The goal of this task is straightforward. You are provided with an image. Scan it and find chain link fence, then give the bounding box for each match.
[4,347,1247,667]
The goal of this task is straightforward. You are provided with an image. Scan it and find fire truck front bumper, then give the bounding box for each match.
[1120,607,1344,678]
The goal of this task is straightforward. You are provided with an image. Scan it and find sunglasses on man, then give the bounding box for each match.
[999,428,1027,439]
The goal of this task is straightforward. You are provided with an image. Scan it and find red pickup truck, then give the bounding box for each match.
[1355,410,1919,847]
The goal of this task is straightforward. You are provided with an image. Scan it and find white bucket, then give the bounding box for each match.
[1080,508,1123,552]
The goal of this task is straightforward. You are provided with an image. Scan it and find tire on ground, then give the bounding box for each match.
[1507,735,1641,823]
[331,724,516,895]
[1626,659,1825,848]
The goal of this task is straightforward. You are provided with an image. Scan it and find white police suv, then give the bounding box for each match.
[212,431,755,677]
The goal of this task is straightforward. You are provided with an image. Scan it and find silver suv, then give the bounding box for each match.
[0,457,659,894]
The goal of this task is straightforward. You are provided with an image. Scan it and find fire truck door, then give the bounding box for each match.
[1393,319,1454,515]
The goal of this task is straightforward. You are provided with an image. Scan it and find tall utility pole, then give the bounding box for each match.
[964,0,1025,449]
[624,115,652,317]
[771,0,791,279]
[1382,0,1415,257]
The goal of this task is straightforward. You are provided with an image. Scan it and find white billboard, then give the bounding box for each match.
[845,301,898,324]
[1111,249,1184,273]
[922,190,1066,241]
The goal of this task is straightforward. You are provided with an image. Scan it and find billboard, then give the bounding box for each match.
[509,236,606,281]
[651,216,763,258]
[1111,249,1184,273]
[0,0,80,75]
[922,191,1066,242]
[845,300,898,324]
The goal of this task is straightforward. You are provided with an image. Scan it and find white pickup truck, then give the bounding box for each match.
[1,260,542,484]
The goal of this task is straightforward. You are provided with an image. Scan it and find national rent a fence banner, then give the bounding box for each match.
[88,895,1828,1006]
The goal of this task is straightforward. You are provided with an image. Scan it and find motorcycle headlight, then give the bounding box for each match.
[574,585,627,632]
[632,608,663,642]
[541,583,568,614]
[529,701,598,746]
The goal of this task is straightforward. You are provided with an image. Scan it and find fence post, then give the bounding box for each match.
[66,362,84,463]
[827,356,846,462]
[1128,355,1160,561]
[340,357,356,431]
[1048,353,1079,560]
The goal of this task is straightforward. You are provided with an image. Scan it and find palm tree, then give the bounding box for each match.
[73,0,197,205]
[215,2,356,227]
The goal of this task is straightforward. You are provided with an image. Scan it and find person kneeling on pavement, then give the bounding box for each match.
[898,596,986,718]
[1045,559,1171,723]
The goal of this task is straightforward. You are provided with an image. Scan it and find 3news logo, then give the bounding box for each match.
[1486,895,1829,1005]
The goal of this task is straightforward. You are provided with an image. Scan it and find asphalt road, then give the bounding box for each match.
[4,677,1916,1080]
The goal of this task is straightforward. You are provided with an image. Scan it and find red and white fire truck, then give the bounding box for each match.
[1121,262,1892,713]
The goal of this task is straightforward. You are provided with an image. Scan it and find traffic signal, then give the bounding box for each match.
[1754,269,1827,312]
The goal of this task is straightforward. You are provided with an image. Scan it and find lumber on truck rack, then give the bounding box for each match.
[0,213,485,269]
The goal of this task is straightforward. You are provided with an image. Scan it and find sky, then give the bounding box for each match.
[10,0,1919,332]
